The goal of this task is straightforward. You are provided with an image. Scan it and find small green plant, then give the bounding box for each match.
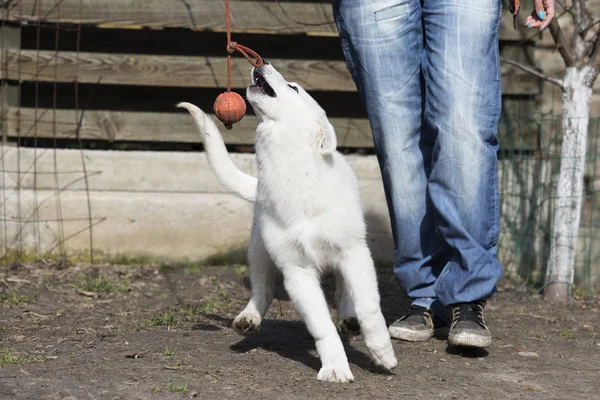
[178,300,222,322]
[0,292,30,306]
[197,299,223,314]
[0,249,161,267]
[184,262,204,274]
[179,306,198,321]
[76,275,119,293]
[163,347,175,357]
[573,286,595,299]
[165,359,185,370]
[534,333,548,340]
[0,350,22,365]
[158,262,173,272]
[166,384,189,393]
[145,313,177,327]
[233,265,248,275]
[560,329,575,339]
[158,261,203,274]
[152,383,189,394]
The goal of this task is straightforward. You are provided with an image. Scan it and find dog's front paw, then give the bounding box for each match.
[232,311,261,332]
[317,363,354,383]
[337,317,361,336]
[366,337,397,371]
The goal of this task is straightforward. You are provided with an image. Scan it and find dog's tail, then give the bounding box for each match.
[177,102,257,203]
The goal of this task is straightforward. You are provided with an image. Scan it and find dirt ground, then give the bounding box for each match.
[0,261,598,400]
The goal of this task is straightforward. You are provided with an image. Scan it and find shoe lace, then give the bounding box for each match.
[408,306,428,317]
[452,301,487,328]
[400,306,432,325]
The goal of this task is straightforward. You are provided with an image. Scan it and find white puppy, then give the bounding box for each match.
[177,62,397,382]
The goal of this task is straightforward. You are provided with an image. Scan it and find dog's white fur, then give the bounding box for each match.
[177,63,397,382]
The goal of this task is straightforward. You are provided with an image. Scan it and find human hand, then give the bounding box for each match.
[524,0,555,31]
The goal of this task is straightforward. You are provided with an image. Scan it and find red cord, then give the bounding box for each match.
[225,0,263,92]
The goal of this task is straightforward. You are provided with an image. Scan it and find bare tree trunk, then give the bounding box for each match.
[545,66,593,304]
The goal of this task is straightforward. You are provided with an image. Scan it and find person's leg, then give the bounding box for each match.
[332,0,448,339]
[422,0,503,346]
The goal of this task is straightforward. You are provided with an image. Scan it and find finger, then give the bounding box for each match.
[525,12,543,28]
[534,0,546,21]
[539,1,555,31]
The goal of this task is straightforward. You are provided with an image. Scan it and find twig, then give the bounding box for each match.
[549,18,576,67]
[278,298,283,317]
[554,0,578,21]
[585,43,600,86]
[23,311,49,319]
[571,0,592,32]
[500,57,564,89]
[554,0,568,10]
[582,18,600,35]
[6,277,30,284]
[204,370,220,380]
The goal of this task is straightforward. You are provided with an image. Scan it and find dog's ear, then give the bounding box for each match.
[317,120,337,156]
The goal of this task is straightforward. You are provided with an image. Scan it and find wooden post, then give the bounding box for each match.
[1,23,20,146]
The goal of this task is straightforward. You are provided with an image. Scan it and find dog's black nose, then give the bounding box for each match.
[262,60,270,66]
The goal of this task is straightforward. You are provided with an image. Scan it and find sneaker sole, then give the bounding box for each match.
[448,331,492,348]
[388,326,434,342]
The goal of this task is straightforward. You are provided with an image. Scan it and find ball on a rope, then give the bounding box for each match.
[213,91,246,130]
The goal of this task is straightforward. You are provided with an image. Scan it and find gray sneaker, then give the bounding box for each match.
[447,301,492,348]
[389,305,444,342]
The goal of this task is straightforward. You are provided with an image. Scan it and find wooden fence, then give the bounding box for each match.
[9,1,597,287]
[1,0,540,151]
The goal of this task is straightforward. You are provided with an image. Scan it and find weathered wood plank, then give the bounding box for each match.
[6,0,529,40]
[2,50,540,95]
[6,104,539,150]
[6,107,377,148]
[2,50,354,92]
[1,25,20,144]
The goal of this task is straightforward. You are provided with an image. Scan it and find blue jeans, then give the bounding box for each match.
[333,0,503,319]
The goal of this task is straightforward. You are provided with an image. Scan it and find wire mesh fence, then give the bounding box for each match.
[498,110,600,300]
[0,0,599,302]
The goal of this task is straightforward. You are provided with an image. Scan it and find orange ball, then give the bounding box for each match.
[213,91,246,129]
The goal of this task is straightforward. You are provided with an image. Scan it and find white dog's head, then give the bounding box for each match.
[245,62,337,156]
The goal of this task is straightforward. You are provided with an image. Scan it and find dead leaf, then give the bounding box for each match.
[77,289,99,298]
[23,311,49,319]
[518,351,540,357]
[6,277,30,284]
[520,385,542,392]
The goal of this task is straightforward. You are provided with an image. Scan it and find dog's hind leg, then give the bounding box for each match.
[340,245,398,371]
[283,265,354,383]
[232,226,275,333]
[334,273,360,336]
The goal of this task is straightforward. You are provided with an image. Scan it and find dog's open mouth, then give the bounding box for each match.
[251,69,276,97]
